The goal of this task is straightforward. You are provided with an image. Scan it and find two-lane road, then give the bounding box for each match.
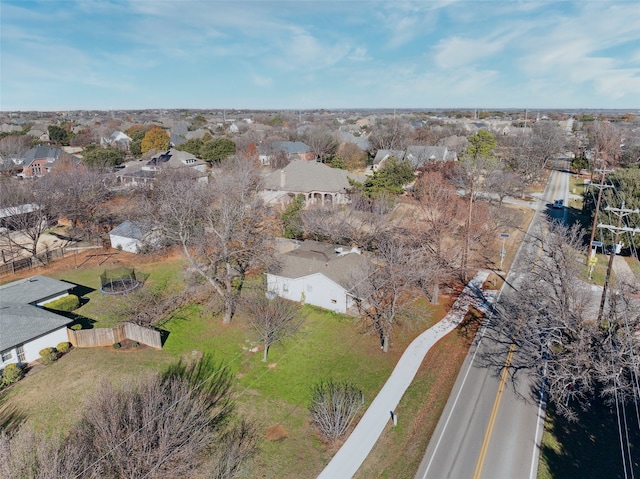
[415,162,571,479]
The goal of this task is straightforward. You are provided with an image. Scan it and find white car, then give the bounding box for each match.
[553,199,564,209]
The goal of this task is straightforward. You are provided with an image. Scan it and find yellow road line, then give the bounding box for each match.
[473,342,516,479]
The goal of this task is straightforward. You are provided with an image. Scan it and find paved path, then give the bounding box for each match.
[317,270,495,479]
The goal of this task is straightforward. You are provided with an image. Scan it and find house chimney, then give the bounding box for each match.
[280,169,286,188]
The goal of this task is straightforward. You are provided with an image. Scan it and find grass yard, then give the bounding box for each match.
[1,246,466,479]
[538,397,640,479]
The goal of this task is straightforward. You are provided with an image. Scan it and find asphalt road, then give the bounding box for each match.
[414,162,570,479]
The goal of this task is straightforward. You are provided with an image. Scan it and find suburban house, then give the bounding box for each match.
[19,145,81,178]
[266,240,370,314]
[370,149,406,173]
[258,141,315,165]
[101,130,132,149]
[404,145,457,168]
[109,220,159,253]
[337,130,371,152]
[0,275,75,368]
[261,159,363,206]
[116,148,208,186]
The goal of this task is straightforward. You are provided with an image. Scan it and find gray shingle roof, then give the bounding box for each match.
[272,240,370,289]
[0,275,75,304]
[21,145,63,168]
[0,302,72,351]
[259,141,312,156]
[372,149,405,165]
[0,275,75,351]
[405,145,449,167]
[263,160,357,193]
[109,220,154,241]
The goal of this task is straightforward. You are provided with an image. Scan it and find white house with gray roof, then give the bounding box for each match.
[109,220,158,253]
[0,275,75,368]
[266,240,370,314]
[262,160,362,206]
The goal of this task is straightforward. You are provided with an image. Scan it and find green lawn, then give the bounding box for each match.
[2,259,445,478]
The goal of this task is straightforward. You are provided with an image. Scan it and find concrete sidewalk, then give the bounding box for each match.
[317,270,494,479]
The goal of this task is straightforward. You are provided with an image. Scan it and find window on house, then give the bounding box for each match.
[282,283,289,292]
[17,346,25,363]
[1,350,12,363]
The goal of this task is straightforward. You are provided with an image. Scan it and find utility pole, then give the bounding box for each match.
[596,203,640,321]
[586,167,612,268]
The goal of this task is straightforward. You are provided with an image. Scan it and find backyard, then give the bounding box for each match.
[0,246,476,478]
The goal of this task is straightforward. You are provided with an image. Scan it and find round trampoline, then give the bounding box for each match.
[99,267,146,295]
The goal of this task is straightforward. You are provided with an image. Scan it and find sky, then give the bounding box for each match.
[1,0,639,111]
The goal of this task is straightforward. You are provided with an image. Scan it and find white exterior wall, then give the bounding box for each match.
[109,234,141,253]
[36,292,69,307]
[1,327,70,366]
[266,272,348,314]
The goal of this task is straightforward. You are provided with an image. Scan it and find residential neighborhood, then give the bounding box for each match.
[0,105,640,478]
[1,1,640,477]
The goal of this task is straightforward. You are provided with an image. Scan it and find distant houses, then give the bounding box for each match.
[18,145,82,178]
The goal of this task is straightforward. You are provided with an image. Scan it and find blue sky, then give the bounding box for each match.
[1,0,639,111]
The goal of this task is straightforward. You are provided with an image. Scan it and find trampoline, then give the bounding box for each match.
[99,267,146,295]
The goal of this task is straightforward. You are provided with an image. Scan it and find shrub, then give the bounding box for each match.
[39,347,57,365]
[44,294,80,312]
[132,342,139,348]
[113,342,121,349]
[2,363,23,386]
[309,379,364,442]
[70,324,82,331]
[57,342,71,354]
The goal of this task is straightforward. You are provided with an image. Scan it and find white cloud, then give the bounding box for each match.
[433,36,506,70]
[251,74,273,87]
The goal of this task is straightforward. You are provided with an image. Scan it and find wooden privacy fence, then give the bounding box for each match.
[67,322,162,349]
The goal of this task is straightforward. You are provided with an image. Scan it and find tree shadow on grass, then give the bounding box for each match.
[541,396,640,479]
[67,282,96,298]
[0,393,26,433]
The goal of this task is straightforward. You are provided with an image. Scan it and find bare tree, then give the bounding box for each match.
[484,223,640,421]
[0,356,255,479]
[368,119,413,154]
[103,282,197,328]
[269,150,290,170]
[42,167,113,238]
[454,130,499,282]
[0,428,84,479]
[309,379,364,442]
[350,233,419,352]
[529,121,568,170]
[206,419,260,479]
[150,160,274,323]
[241,289,305,361]
[301,201,395,251]
[412,171,463,304]
[485,168,521,206]
[301,126,338,162]
[0,135,32,162]
[0,178,54,259]
[586,120,624,167]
